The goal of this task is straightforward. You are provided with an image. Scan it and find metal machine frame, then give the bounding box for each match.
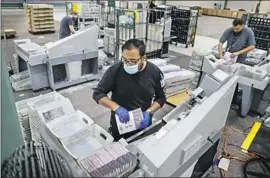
[13,26,100,91]
[46,51,99,90]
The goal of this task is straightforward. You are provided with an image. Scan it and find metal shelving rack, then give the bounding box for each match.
[115,6,174,60]
[246,13,270,51]
[146,6,172,58]
[115,9,147,61]
[65,1,101,31]
[170,6,199,48]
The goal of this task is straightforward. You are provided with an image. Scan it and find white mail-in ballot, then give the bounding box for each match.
[224,52,238,63]
[115,108,143,135]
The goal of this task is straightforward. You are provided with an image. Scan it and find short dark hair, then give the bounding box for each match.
[70,11,78,16]
[233,19,244,26]
[122,39,146,57]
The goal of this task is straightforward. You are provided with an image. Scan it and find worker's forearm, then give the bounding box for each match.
[236,45,255,55]
[147,101,161,113]
[218,42,223,58]
[98,97,119,111]
[69,25,76,34]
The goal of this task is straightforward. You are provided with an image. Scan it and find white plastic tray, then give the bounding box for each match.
[46,110,94,139]
[26,92,67,144]
[36,98,75,124]
[61,125,113,159]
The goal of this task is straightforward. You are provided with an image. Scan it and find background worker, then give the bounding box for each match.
[218,18,256,108]
[218,18,256,64]
[93,39,166,141]
[59,11,78,39]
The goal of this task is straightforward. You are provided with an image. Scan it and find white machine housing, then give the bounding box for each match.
[129,70,238,177]
[45,26,99,59]
[13,25,99,91]
[201,56,270,117]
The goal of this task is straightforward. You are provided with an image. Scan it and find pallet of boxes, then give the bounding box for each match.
[26,4,55,34]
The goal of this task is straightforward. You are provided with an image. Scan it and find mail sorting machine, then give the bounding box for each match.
[36,67,238,177]
[13,25,99,91]
[202,55,270,117]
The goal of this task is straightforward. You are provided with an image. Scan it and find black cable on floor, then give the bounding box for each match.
[243,157,270,178]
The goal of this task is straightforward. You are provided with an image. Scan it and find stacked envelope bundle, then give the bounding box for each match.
[164,70,195,95]
[246,48,268,66]
[189,50,212,89]
[15,98,33,143]
[10,70,32,91]
[78,142,137,177]
[148,58,195,95]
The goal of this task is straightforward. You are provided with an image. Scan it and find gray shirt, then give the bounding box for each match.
[59,16,74,39]
[219,27,256,63]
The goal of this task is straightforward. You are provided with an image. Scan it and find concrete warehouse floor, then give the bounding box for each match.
[1,8,264,177]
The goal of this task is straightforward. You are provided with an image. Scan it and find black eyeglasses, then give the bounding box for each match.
[121,56,143,66]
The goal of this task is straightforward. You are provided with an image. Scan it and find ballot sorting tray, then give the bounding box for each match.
[36,98,75,124]
[61,125,114,160]
[27,92,66,144]
[46,110,94,139]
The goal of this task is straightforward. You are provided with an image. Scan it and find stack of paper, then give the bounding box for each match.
[10,70,30,83]
[15,98,35,143]
[78,142,137,177]
[247,48,268,60]
[224,52,237,64]
[245,57,261,66]
[148,58,167,66]
[158,64,181,73]
[189,50,211,71]
[11,77,32,91]
[164,70,195,95]
[115,108,143,135]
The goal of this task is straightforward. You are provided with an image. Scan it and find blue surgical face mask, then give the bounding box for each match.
[123,64,139,74]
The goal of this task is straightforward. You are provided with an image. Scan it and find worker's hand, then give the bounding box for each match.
[115,106,130,123]
[139,112,151,129]
[231,52,239,58]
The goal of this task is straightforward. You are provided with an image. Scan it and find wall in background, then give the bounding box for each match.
[226,1,257,12]
[260,0,270,13]
[165,1,222,8]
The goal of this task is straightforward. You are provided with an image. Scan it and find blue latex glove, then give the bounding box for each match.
[115,106,130,123]
[139,112,151,129]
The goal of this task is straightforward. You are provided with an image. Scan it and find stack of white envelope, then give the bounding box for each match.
[78,142,137,177]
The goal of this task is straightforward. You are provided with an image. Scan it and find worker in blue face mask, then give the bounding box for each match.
[93,39,166,141]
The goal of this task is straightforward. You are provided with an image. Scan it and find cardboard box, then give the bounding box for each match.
[237,11,246,19]
[208,9,214,15]
[226,10,232,18]
[231,11,238,19]
[221,10,229,17]
[217,10,222,16]
[206,9,212,15]
[212,9,217,16]
[202,8,209,15]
